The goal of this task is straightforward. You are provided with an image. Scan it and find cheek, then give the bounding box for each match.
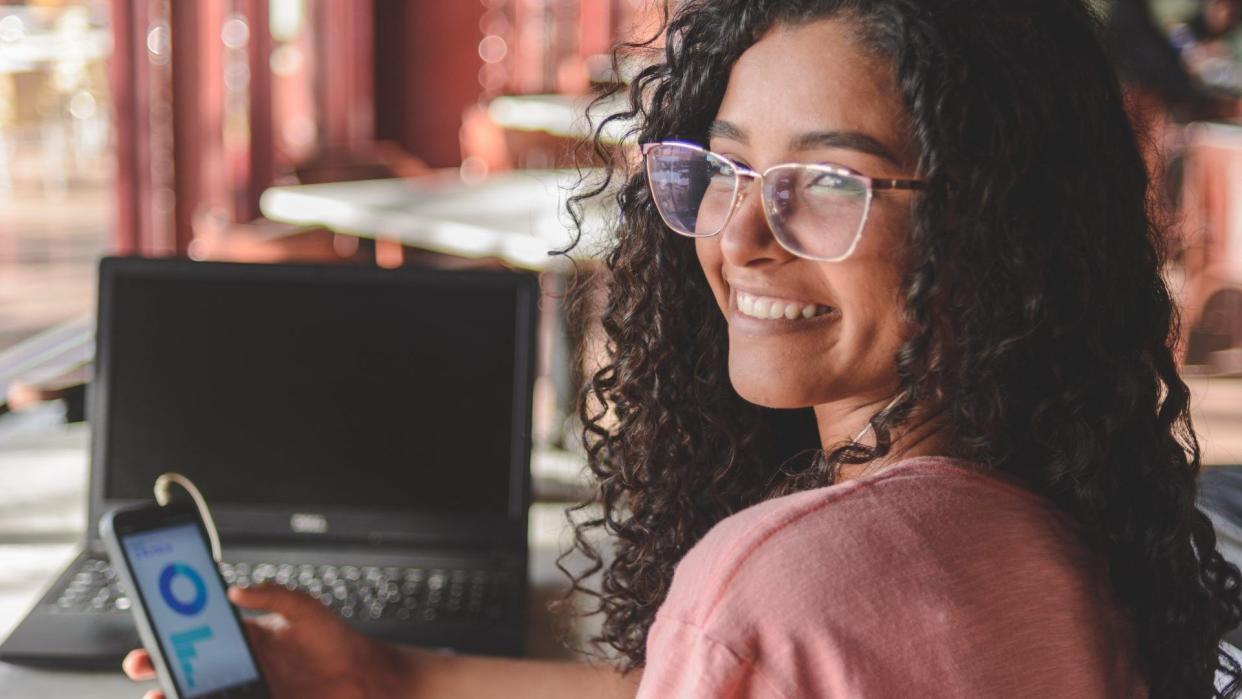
[840,251,904,313]
[833,212,910,345]
[847,274,906,348]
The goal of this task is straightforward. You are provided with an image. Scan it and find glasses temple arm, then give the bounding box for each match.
[869,178,925,191]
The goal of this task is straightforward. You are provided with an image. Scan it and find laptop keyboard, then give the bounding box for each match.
[51,555,516,624]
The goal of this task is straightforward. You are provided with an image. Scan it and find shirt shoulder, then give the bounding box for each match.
[642,456,1145,698]
[657,456,1066,622]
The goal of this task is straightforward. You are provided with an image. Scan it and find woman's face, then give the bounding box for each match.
[697,18,919,410]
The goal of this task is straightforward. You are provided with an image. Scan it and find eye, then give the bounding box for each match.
[707,148,749,170]
[805,171,867,198]
[702,155,737,189]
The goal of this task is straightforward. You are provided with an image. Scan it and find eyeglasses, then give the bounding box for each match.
[641,140,924,262]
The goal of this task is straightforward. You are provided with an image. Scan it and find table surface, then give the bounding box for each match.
[259,169,614,271]
[0,406,604,697]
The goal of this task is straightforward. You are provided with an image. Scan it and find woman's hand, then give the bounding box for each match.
[122,584,407,699]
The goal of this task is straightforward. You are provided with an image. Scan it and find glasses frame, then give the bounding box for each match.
[641,140,925,262]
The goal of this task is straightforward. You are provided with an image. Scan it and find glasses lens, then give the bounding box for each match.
[645,144,738,237]
[765,166,870,260]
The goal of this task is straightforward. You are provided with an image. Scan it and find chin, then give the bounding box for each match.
[729,373,823,409]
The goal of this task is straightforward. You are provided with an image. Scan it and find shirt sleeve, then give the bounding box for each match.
[636,616,789,699]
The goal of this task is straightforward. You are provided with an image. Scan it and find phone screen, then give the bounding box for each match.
[120,523,261,697]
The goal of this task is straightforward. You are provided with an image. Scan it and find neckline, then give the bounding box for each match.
[833,454,983,487]
[846,454,1053,509]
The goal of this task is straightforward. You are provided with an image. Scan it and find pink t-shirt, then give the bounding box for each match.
[636,456,1146,698]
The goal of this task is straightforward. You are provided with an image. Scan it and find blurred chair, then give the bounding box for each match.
[190,140,429,265]
[1178,122,1242,373]
[461,97,622,174]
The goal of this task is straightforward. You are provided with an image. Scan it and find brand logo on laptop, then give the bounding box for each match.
[290,513,328,534]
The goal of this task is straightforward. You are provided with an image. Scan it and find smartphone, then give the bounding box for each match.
[100,502,270,699]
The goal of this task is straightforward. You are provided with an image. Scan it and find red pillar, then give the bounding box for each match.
[374,0,484,168]
[110,0,173,255]
[243,0,275,222]
[110,0,143,255]
[319,0,375,152]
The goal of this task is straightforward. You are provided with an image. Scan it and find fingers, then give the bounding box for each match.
[240,614,287,649]
[229,583,322,620]
[123,649,156,680]
[126,651,162,698]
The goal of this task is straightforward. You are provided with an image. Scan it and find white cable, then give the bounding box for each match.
[847,392,913,482]
[153,473,222,563]
[852,392,905,445]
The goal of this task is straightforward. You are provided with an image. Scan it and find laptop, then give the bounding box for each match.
[0,256,537,669]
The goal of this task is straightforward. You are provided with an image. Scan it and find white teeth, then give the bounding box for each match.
[735,291,832,321]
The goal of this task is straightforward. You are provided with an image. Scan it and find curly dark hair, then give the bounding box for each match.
[555,0,1242,695]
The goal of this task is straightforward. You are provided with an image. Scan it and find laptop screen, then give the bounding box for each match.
[95,260,533,533]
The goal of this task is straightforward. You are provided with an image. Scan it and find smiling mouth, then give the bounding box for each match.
[735,291,834,321]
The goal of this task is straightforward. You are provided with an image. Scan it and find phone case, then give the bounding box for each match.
[99,503,269,699]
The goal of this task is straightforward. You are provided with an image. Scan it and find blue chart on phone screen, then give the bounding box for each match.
[160,563,212,687]
[123,523,260,696]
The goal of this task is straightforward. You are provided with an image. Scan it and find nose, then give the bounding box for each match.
[718,175,797,266]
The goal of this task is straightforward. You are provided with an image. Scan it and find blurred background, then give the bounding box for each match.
[1,0,1242,663]
[0,0,663,352]
[0,0,668,661]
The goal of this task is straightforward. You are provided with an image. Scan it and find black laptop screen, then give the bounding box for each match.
[101,265,523,519]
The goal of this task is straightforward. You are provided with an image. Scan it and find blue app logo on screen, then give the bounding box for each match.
[156,562,213,687]
[123,524,259,697]
[160,563,208,616]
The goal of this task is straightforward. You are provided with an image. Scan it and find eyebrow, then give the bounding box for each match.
[707,120,901,166]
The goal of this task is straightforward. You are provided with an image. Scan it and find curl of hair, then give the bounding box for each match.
[554,0,1242,695]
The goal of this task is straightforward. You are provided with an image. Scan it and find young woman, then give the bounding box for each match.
[125,0,1242,696]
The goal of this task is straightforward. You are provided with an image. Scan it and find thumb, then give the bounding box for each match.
[228,583,321,619]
